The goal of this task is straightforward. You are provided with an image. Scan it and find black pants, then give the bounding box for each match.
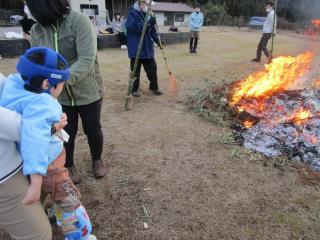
[62,99,104,167]
[256,33,271,60]
[118,32,127,45]
[189,38,198,49]
[130,58,159,92]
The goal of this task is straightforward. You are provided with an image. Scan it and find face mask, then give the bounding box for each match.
[266,7,271,13]
[24,5,37,22]
[142,5,148,13]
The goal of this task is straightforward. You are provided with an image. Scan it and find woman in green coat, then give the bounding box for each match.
[25,0,106,183]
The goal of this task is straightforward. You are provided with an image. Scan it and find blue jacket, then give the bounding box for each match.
[125,2,159,59]
[0,74,63,176]
[189,12,204,32]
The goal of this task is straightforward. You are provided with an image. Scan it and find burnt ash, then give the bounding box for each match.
[231,89,320,170]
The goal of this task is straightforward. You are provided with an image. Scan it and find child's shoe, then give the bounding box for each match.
[88,234,97,240]
[56,205,93,240]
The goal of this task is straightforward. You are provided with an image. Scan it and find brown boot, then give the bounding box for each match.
[67,165,81,184]
[92,160,107,178]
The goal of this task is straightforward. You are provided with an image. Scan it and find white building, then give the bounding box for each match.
[69,0,106,16]
[69,0,135,24]
[69,1,194,27]
[69,0,108,27]
[152,2,194,26]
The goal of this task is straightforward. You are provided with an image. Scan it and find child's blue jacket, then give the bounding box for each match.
[0,74,63,176]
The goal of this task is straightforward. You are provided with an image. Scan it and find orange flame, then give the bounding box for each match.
[243,120,254,128]
[305,19,320,36]
[273,108,313,125]
[311,19,320,26]
[293,108,312,125]
[312,78,320,88]
[311,136,318,144]
[230,52,314,109]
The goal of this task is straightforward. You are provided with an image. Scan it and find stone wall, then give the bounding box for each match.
[0,32,190,58]
[98,31,190,49]
[0,39,30,58]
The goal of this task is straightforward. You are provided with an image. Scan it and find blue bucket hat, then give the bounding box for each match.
[16,47,70,93]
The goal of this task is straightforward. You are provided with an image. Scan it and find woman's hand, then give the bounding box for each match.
[53,113,68,132]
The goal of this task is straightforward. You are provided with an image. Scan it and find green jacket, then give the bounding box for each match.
[30,10,104,106]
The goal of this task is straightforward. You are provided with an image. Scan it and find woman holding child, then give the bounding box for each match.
[0,72,67,239]
[25,0,106,183]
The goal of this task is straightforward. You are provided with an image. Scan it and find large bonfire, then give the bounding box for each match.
[228,51,320,170]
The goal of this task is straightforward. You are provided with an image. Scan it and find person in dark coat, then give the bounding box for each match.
[125,0,163,97]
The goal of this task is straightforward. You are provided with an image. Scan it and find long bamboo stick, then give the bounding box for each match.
[270,0,278,55]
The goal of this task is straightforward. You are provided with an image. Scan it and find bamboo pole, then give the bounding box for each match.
[154,25,171,75]
[152,9,177,98]
[270,0,278,56]
[124,1,152,111]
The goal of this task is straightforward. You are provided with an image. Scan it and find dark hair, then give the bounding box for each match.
[23,51,65,93]
[265,1,274,7]
[25,0,70,27]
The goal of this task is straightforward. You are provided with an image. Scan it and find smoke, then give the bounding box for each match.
[278,0,320,21]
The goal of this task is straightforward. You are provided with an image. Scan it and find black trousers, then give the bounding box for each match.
[257,33,272,60]
[189,38,198,49]
[118,32,127,45]
[62,99,104,167]
[130,58,159,92]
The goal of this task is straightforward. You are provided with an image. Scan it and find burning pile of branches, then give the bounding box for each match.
[229,52,320,170]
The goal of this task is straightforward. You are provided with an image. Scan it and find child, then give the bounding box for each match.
[0,47,96,240]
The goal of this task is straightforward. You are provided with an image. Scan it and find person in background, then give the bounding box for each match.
[89,15,99,34]
[26,0,106,184]
[19,13,35,40]
[189,5,204,53]
[126,0,163,97]
[89,15,96,25]
[252,1,277,62]
[112,13,127,50]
